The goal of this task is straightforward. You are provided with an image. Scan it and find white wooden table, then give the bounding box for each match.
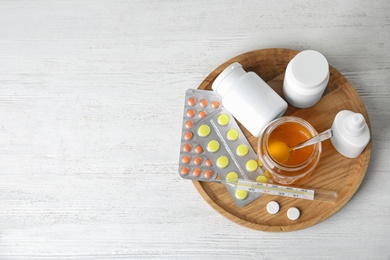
[0,1,389,259]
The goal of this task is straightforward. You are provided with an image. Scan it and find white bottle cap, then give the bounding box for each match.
[212,62,245,97]
[331,110,371,158]
[345,113,365,136]
[291,50,329,89]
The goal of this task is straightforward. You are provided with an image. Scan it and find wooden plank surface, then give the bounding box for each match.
[0,0,389,259]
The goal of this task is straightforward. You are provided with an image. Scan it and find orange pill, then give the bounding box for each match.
[184,131,193,140]
[181,166,190,175]
[194,145,203,154]
[205,159,212,167]
[211,101,220,109]
[185,120,193,129]
[198,111,207,119]
[204,170,213,179]
[200,99,208,107]
[183,143,192,152]
[187,109,195,118]
[182,155,191,164]
[193,168,202,177]
[193,157,202,165]
[188,97,196,106]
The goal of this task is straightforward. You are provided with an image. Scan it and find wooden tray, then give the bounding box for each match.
[193,48,372,232]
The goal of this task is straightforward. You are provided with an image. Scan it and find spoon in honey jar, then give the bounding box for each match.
[268,129,333,163]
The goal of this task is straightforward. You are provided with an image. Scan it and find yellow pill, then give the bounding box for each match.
[197,124,210,137]
[217,113,230,126]
[235,190,248,200]
[264,169,272,179]
[256,175,268,183]
[207,140,220,153]
[246,159,258,172]
[258,158,263,167]
[216,155,229,168]
[226,171,239,183]
[227,128,239,141]
[236,144,249,157]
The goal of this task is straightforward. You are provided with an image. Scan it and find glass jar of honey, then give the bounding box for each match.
[257,116,322,185]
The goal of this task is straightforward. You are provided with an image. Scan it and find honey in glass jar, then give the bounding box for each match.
[257,117,322,185]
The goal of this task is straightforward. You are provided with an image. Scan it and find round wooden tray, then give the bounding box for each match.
[193,48,372,232]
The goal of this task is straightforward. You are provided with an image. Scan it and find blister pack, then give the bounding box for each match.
[178,89,222,181]
[194,107,269,207]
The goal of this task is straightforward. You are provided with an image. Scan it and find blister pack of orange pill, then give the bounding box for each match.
[178,89,221,181]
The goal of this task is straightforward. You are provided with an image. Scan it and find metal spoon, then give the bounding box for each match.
[291,128,333,151]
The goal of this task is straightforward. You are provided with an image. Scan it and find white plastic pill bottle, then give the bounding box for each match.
[212,62,287,137]
[283,50,330,108]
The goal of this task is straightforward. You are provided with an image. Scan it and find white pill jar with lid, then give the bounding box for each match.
[212,62,288,137]
[283,50,330,108]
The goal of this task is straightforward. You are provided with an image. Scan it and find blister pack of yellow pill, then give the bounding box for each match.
[194,107,269,207]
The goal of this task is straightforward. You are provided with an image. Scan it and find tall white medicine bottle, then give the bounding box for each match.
[212,62,288,137]
[283,50,329,108]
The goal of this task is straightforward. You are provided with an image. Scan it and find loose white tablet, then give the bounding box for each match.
[287,207,300,220]
[266,201,280,214]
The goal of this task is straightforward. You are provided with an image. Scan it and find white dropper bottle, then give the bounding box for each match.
[331,110,371,158]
